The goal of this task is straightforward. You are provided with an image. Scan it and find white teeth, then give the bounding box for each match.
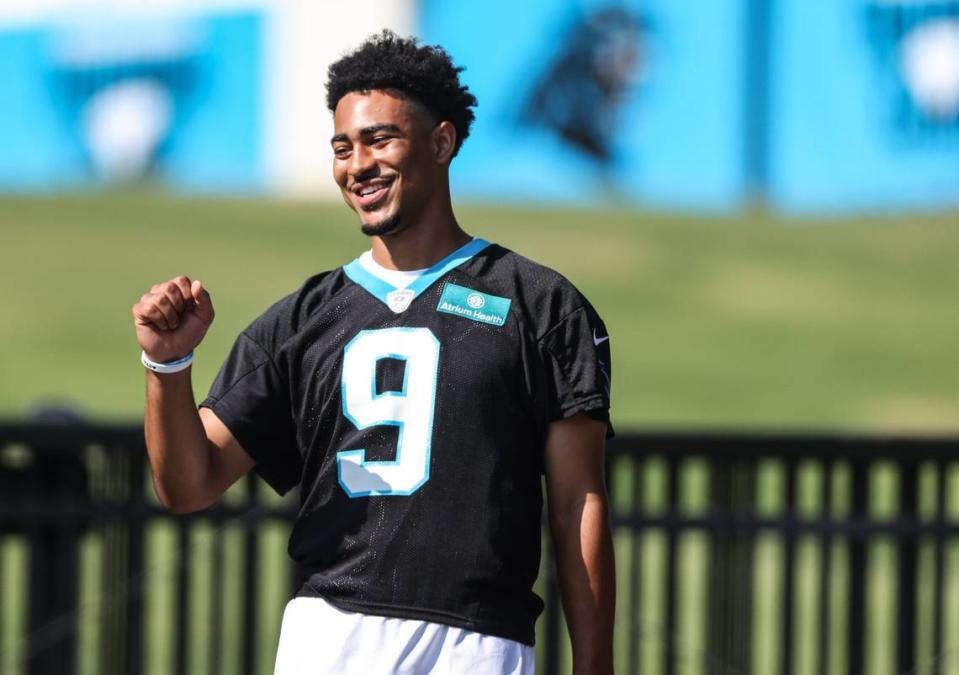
[357,180,390,197]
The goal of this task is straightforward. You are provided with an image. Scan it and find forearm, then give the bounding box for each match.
[551,492,616,675]
[144,368,213,512]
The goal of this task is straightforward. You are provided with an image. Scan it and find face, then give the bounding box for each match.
[331,90,447,237]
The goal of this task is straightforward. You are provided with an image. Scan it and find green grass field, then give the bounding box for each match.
[1,191,957,431]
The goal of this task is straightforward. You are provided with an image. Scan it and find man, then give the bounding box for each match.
[132,31,614,674]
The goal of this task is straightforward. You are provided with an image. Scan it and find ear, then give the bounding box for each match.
[431,121,457,164]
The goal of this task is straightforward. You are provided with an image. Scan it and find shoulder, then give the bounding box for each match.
[469,244,603,341]
[241,268,350,355]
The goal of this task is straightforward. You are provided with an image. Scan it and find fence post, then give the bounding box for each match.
[779,458,798,675]
[897,460,919,674]
[243,477,260,675]
[849,458,868,675]
[707,452,755,675]
[542,550,562,675]
[21,411,89,675]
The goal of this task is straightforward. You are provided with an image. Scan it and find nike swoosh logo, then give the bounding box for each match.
[593,329,609,346]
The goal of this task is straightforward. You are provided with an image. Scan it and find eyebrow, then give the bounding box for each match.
[330,123,403,145]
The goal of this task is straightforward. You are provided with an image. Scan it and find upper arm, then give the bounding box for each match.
[199,407,256,503]
[543,412,609,526]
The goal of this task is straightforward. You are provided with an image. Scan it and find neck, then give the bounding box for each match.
[369,197,470,271]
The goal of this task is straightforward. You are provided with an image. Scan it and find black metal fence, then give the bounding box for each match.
[2,423,958,675]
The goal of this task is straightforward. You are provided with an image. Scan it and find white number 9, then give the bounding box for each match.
[337,327,440,497]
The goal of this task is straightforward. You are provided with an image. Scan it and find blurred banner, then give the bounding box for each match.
[424,0,959,213]
[0,10,263,191]
[0,0,956,212]
[0,0,413,198]
[421,0,748,211]
[768,0,959,212]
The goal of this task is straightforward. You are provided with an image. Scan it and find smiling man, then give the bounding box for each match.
[132,31,614,674]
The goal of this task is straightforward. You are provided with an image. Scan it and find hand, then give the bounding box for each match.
[133,276,215,363]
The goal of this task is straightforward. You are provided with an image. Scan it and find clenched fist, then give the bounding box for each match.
[133,276,215,364]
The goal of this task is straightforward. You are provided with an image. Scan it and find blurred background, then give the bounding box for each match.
[0,0,956,429]
[0,0,957,674]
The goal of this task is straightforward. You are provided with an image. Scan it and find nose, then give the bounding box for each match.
[349,143,376,178]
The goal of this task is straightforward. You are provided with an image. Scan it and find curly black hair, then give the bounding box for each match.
[326,30,478,158]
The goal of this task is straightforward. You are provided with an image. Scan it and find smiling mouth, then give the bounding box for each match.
[352,177,394,210]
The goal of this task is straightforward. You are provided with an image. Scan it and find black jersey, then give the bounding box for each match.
[200,239,612,645]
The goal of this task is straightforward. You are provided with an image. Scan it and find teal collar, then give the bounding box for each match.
[343,238,490,308]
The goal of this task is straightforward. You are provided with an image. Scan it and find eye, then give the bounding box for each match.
[333,146,351,158]
[371,136,391,146]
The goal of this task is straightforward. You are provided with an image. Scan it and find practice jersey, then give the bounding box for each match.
[200,238,612,646]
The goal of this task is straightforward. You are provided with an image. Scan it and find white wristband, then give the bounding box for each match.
[142,350,194,374]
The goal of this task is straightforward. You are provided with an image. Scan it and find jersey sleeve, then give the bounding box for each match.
[200,331,302,496]
[539,304,614,436]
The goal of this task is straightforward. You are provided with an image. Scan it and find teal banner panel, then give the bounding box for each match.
[0,11,263,192]
[768,1,959,212]
[420,0,749,210]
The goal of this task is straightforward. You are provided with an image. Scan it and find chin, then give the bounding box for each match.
[360,212,403,237]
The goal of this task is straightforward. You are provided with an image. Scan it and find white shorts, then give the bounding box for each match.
[273,596,535,675]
